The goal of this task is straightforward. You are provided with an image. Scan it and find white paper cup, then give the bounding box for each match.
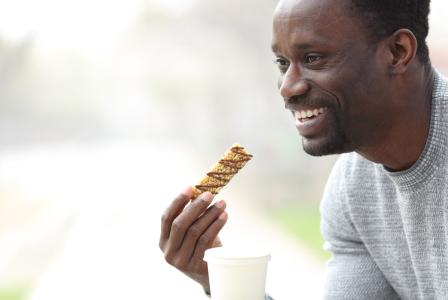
[204,247,271,300]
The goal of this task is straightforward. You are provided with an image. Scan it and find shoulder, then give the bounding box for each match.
[434,70,448,111]
[434,70,448,97]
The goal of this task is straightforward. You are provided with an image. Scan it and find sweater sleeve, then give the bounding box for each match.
[320,156,400,300]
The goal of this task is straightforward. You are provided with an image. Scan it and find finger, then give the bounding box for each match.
[160,187,193,244]
[191,211,228,263]
[175,200,227,266]
[167,192,214,251]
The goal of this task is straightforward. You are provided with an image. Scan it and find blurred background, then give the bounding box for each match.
[0,0,447,299]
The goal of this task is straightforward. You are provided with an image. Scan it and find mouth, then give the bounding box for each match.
[294,107,328,123]
[292,106,329,137]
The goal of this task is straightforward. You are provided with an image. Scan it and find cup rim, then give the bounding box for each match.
[204,246,271,264]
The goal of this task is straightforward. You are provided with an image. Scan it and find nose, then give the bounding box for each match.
[278,65,310,100]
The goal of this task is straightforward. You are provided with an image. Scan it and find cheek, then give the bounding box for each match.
[332,64,378,110]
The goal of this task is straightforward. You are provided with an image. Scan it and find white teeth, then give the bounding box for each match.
[296,107,327,120]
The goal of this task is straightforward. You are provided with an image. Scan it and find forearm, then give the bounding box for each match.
[323,253,400,300]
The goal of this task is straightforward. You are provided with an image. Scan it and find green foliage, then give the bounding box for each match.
[0,286,28,300]
[271,205,331,261]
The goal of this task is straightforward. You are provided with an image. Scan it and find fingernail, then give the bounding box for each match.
[182,186,193,197]
[215,200,226,209]
[202,191,214,202]
[219,211,228,221]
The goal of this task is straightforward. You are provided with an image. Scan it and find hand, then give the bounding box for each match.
[159,186,228,292]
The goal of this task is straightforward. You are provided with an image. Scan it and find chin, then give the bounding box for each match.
[301,135,351,157]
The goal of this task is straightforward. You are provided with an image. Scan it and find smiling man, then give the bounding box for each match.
[160,0,448,299]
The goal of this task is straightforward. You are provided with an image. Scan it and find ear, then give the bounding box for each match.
[386,29,418,74]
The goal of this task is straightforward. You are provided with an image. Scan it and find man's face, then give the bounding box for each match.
[272,0,391,156]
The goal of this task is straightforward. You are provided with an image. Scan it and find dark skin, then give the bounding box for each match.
[272,0,434,170]
[160,0,435,293]
[159,187,227,292]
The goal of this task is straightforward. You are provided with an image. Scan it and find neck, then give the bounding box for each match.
[358,66,435,171]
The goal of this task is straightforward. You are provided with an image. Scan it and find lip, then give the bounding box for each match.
[294,109,329,137]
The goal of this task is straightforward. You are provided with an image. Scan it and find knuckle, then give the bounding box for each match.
[172,257,187,271]
[171,219,184,231]
[187,226,202,239]
[164,252,175,265]
[198,234,211,246]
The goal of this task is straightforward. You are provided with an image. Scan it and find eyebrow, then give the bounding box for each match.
[271,43,314,53]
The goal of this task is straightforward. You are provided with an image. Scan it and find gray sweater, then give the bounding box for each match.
[320,71,448,300]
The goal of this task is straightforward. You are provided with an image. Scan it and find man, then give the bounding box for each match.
[160,0,448,298]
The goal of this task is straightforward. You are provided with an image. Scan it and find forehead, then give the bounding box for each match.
[272,0,365,51]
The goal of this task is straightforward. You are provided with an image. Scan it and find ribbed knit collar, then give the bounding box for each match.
[385,70,448,191]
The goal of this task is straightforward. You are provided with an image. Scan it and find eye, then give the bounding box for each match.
[274,57,288,66]
[273,57,289,72]
[305,54,323,64]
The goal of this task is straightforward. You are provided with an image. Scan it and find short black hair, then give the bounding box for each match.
[349,0,431,64]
